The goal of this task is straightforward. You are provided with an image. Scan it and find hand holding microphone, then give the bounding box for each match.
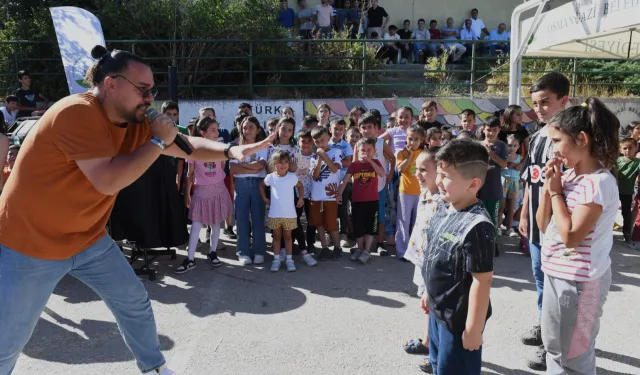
[146,108,193,155]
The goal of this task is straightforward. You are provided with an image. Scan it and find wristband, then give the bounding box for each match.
[224,144,238,160]
[149,136,166,151]
[550,193,562,199]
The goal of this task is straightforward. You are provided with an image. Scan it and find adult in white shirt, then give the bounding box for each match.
[466,8,489,39]
[0,95,19,127]
[411,18,430,64]
[487,23,510,55]
[459,19,479,58]
[314,0,335,38]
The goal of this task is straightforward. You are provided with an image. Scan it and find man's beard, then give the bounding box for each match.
[122,104,148,124]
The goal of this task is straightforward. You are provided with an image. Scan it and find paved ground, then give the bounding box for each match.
[13,230,640,375]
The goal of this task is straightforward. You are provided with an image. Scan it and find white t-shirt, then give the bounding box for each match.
[469,18,486,37]
[0,107,17,124]
[264,172,298,219]
[374,138,388,192]
[383,33,400,45]
[542,169,619,282]
[329,139,353,181]
[230,149,268,178]
[294,151,314,199]
[309,148,343,201]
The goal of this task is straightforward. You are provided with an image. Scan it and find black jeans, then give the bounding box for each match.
[338,183,352,236]
[278,190,311,251]
[620,194,633,237]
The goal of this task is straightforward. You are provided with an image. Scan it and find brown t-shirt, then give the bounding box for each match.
[0,92,151,260]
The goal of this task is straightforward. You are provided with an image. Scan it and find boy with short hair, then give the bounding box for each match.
[478,116,508,257]
[618,138,640,244]
[337,137,386,264]
[346,126,361,150]
[357,114,395,253]
[266,117,280,135]
[329,119,355,247]
[460,109,478,133]
[422,138,494,374]
[303,115,319,130]
[310,126,344,260]
[519,72,570,371]
[14,70,48,118]
[0,95,19,126]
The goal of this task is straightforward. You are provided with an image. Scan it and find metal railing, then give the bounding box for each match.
[1,38,639,99]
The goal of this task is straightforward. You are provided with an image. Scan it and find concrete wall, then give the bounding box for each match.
[300,0,522,33]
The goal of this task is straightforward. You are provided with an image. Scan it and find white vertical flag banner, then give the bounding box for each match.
[50,7,106,94]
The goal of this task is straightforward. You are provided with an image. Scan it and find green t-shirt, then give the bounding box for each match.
[617,156,640,195]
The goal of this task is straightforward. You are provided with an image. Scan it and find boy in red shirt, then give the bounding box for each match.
[337,137,386,264]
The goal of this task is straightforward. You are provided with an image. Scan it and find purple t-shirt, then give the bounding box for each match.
[189,160,225,186]
[387,127,408,155]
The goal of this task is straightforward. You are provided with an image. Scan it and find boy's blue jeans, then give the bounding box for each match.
[0,235,165,375]
[234,177,266,258]
[429,314,482,375]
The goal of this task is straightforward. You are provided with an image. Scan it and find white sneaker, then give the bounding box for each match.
[285,259,296,272]
[507,229,519,238]
[279,249,287,262]
[302,253,318,267]
[239,255,252,266]
[147,366,176,375]
[270,259,281,272]
[254,254,265,265]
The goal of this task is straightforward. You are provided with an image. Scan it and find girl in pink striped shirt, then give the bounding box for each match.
[536,97,620,375]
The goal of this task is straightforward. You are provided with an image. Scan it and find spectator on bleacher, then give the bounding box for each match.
[14,70,48,118]
[369,31,384,51]
[397,20,413,62]
[441,17,466,62]
[378,25,401,64]
[487,23,510,55]
[460,19,479,57]
[346,0,363,38]
[411,18,430,63]
[277,0,296,33]
[366,0,389,39]
[0,95,19,127]
[467,8,490,39]
[336,0,350,32]
[328,0,339,31]
[314,0,335,38]
[297,0,315,39]
[427,20,443,58]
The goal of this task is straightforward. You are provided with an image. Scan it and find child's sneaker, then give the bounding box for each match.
[285,259,296,272]
[302,253,318,267]
[318,247,332,261]
[350,248,362,261]
[270,259,281,272]
[358,250,371,264]
[279,249,287,262]
[147,365,177,375]
[254,254,265,265]
[506,228,519,237]
[207,252,222,267]
[238,255,253,266]
[174,259,196,274]
[223,226,237,239]
[332,246,343,261]
[418,357,433,373]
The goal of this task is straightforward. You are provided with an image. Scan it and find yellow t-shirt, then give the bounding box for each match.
[0,92,151,260]
[397,149,421,195]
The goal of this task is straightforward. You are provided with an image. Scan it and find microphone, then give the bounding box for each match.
[146,108,193,155]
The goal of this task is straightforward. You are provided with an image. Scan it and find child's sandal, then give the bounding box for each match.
[403,339,429,355]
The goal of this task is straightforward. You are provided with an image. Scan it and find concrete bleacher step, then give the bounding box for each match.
[369,62,473,97]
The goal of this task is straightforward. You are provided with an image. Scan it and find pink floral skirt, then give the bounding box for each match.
[189,183,232,225]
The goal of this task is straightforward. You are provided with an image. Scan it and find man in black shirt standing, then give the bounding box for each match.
[518,72,570,371]
[422,139,494,375]
[397,19,413,62]
[14,70,48,119]
[365,0,388,38]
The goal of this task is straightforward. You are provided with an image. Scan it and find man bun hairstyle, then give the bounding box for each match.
[84,45,148,88]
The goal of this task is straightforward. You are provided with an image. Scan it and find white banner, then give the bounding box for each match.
[522,0,640,58]
[50,7,106,94]
[177,100,304,133]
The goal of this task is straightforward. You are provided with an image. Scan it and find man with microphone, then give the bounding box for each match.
[0,45,274,375]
